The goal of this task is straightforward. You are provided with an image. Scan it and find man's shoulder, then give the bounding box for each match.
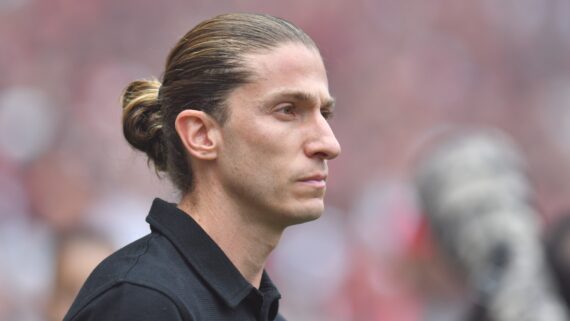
[64,233,203,321]
[63,281,191,321]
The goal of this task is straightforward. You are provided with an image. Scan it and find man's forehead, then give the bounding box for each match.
[243,44,326,79]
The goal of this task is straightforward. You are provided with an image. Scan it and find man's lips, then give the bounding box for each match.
[298,173,327,188]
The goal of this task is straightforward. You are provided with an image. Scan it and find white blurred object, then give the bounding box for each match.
[0,214,54,321]
[415,130,569,321]
[0,87,59,163]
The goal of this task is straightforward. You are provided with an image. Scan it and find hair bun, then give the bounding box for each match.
[121,79,167,171]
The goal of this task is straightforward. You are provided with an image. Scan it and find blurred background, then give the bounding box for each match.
[2,0,570,320]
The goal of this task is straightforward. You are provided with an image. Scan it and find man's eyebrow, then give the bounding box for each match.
[268,90,336,109]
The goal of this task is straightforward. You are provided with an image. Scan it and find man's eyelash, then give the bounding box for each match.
[321,109,334,120]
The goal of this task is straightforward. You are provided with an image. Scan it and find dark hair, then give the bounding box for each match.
[121,13,317,193]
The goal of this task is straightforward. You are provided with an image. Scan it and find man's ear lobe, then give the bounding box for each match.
[175,110,220,160]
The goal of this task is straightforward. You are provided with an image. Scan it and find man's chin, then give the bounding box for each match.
[286,202,325,226]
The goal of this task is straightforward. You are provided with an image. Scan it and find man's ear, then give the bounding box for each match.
[175,110,221,160]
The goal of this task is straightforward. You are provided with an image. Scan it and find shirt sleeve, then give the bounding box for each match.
[67,283,187,321]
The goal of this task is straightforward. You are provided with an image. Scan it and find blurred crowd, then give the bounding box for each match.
[2,0,570,320]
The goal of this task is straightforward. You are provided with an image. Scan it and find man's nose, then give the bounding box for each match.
[304,115,341,160]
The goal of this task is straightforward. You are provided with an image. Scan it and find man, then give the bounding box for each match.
[63,13,340,321]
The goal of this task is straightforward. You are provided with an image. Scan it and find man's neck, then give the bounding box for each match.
[178,188,283,288]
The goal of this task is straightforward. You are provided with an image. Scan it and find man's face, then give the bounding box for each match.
[216,43,341,228]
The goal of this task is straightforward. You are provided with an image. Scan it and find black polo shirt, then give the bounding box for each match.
[63,198,286,321]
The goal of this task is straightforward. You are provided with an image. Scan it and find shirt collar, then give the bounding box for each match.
[145,198,281,309]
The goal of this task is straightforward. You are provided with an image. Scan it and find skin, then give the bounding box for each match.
[176,42,341,287]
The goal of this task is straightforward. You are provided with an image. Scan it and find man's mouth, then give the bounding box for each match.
[298,173,327,188]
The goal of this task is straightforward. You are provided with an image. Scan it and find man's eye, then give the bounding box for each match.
[276,104,295,116]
